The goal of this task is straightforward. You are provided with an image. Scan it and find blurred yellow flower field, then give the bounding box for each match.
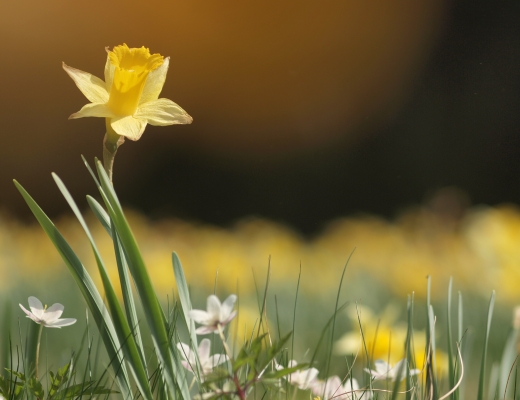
[2,203,519,302]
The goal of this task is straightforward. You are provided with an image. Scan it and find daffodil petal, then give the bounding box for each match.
[28,296,44,319]
[104,50,115,93]
[44,303,64,323]
[139,57,170,105]
[62,63,109,104]
[69,103,115,119]
[135,98,193,126]
[110,116,147,141]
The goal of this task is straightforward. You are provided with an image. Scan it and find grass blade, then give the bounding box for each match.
[172,252,198,351]
[477,291,496,400]
[13,179,133,400]
[447,278,455,400]
[86,195,111,235]
[52,173,153,400]
[93,159,190,399]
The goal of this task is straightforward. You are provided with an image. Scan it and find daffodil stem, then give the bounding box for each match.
[103,120,125,183]
[103,142,116,183]
[35,323,43,380]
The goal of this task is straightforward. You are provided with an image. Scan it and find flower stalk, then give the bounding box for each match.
[103,122,125,182]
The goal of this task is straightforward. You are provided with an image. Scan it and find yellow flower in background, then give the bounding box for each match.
[63,43,192,141]
[334,304,448,376]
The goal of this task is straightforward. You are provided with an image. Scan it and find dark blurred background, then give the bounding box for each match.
[1,0,519,235]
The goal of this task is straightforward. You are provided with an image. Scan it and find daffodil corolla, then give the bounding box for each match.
[189,294,237,334]
[19,296,76,328]
[365,359,420,382]
[63,43,192,141]
[177,338,228,378]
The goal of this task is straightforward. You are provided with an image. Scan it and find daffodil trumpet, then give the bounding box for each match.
[63,44,193,181]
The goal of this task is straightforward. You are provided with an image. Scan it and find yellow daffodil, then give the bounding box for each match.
[63,44,192,142]
[63,44,192,180]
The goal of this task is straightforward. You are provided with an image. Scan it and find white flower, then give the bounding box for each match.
[177,338,228,378]
[312,376,363,400]
[365,359,420,382]
[189,294,237,335]
[280,360,319,390]
[19,296,76,328]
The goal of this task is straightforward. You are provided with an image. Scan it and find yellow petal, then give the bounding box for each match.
[106,44,164,117]
[62,62,109,104]
[103,49,115,93]
[135,98,193,126]
[110,116,147,141]
[139,57,170,105]
[69,103,115,119]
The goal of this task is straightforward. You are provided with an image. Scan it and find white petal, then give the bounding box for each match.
[177,342,192,361]
[390,360,406,381]
[110,116,147,141]
[19,304,40,323]
[343,378,358,392]
[181,360,193,372]
[374,359,390,375]
[139,57,170,105]
[305,368,319,385]
[63,62,109,104]
[195,325,216,335]
[69,103,115,119]
[198,339,211,363]
[220,295,237,320]
[208,354,228,368]
[104,51,114,93]
[43,303,64,323]
[189,310,211,324]
[322,376,342,398]
[28,297,44,320]
[207,295,221,319]
[46,318,76,328]
[135,98,193,126]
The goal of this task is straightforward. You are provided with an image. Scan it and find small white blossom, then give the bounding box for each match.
[312,376,363,400]
[189,295,237,335]
[19,297,76,328]
[280,360,319,390]
[365,359,420,382]
[177,338,228,378]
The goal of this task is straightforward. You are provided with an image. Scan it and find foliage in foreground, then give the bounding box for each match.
[0,157,516,400]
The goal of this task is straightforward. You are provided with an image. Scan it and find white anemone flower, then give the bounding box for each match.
[365,359,420,382]
[312,376,363,400]
[189,294,237,335]
[281,360,319,390]
[63,43,192,142]
[19,296,76,328]
[177,338,228,378]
